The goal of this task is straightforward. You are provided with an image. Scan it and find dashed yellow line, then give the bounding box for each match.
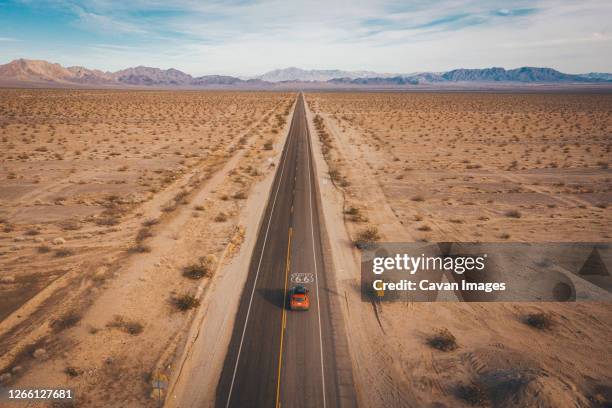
[275,227,292,408]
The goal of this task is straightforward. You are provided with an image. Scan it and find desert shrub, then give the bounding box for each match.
[417,225,432,231]
[411,195,425,202]
[95,216,120,226]
[354,226,381,249]
[51,312,81,332]
[130,244,151,253]
[174,190,189,205]
[456,383,488,406]
[524,312,552,330]
[233,190,247,200]
[38,244,52,253]
[25,228,41,236]
[344,206,360,216]
[328,168,341,183]
[64,367,79,377]
[504,209,522,218]
[136,228,153,242]
[60,219,82,231]
[214,212,228,222]
[107,315,143,335]
[427,328,458,351]
[263,140,274,150]
[175,294,200,311]
[55,248,75,257]
[182,256,215,279]
[142,218,159,227]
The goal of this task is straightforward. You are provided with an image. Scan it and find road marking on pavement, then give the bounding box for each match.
[225,99,296,408]
[276,227,292,408]
[304,94,328,408]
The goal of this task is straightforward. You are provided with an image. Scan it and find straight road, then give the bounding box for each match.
[216,94,355,408]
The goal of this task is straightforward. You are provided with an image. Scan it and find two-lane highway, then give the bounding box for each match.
[216,94,355,408]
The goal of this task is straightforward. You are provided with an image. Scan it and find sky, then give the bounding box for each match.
[0,0,611,76]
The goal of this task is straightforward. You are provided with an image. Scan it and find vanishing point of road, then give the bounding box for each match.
[216,94,357,408]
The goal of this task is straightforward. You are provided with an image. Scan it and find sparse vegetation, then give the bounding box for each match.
[354,226,381,249]
[427,328,458,351]
[182,255,215,280]
[456,383,489,406]
[106,315,144,335]
[524,312,553,330]
[51,312,81,332]
[175,294,200,311]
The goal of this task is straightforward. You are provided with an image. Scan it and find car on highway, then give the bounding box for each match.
[288,285,310,310]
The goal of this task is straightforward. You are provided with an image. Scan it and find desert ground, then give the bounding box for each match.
[305,92,611,407]
[0,89,610,408]
[0,89,294,406]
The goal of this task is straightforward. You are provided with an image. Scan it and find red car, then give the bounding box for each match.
[289,285,310,310]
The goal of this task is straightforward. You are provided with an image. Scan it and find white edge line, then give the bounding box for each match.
[304,93,327,408]
[225,97,297,408]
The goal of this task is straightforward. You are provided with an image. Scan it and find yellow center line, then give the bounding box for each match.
[275,227,292,408]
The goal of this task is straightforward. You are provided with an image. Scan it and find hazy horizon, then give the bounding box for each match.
[1,0,611,76]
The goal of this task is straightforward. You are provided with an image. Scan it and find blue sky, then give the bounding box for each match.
[0,0,610,76]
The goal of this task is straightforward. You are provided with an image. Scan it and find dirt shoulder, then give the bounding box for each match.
[165,98,296,408]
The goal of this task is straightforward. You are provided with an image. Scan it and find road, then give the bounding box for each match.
[216,94,355,408]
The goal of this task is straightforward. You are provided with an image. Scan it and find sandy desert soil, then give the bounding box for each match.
[0,89,294,406]
[305,92,612,408]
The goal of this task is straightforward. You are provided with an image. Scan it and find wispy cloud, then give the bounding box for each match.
[2,0,611,75]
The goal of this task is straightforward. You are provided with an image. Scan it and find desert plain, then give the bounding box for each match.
[0,89,610,407]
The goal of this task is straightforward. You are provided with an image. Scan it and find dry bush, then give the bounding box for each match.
[95,216,120,226]
[55,248,75,257]
[142,218,159,227]
[504,209,522,218]
[354,226,381,249]
[38,244,52,253]
[59,219,82,231]
[136,227,153,242]
[175,294,200,311]
[51,312,81,332]
[214,212,228,222]
[233,190,247,200]
[456,383,489,406]
[106,315,144,335]
[523,312,553,330]
[130,244,151,253]
[64,367,79,377]
[427,328,458,351]
[182,255,216,279]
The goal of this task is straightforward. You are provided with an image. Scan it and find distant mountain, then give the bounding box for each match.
[255,67,391,82]
[328,67,612,85]
[329,76,419,85]
[579,72,612,81]
[113,66,193,85]
[440,67,597,82]
[0,59,258,88]
[1,59,610,88]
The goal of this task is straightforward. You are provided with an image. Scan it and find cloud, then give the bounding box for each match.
[4,0,612,75]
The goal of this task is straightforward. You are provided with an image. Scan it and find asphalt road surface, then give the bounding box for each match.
[216,94,355,408]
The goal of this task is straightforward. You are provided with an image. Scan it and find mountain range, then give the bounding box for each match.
[1,59,610,89]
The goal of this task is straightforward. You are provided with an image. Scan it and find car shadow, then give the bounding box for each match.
[257,287,287,309]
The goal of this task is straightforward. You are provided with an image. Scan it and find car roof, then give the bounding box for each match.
[292,285,308,294]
